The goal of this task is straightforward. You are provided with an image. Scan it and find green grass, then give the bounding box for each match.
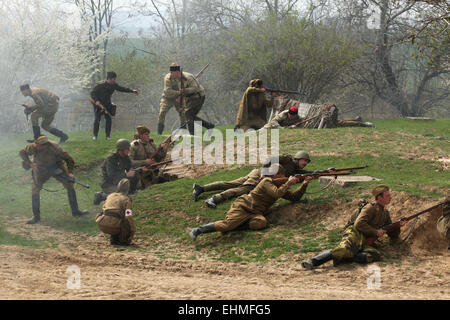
[0,118,449,261]
[0,225,49,248]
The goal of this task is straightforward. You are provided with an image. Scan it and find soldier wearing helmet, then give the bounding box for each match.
[94,138,139,205]
[192,150,320,209]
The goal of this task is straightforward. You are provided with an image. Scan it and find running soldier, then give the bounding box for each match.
[20,83,69,143]
[19,135,88,224]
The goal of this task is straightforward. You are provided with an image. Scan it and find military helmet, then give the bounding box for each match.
[294,150,311,162]
[115,139,131,150]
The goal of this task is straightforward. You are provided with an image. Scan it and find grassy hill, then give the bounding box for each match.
[0,119,448,262]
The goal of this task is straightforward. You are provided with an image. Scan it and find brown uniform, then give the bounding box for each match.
[96,181,136,245]
[129,138,175,186]
[19,140,75,195]
[214,177,308,232]
[331,203,399,263]
[158,73,187,127]
[235,84,274,131]
[204,168,262,203]
[28,88,59,131]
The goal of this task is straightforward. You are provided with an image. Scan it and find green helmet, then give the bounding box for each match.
[116,139,131,150]
[294,150,311,161]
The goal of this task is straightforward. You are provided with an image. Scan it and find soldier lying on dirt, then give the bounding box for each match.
[189,164,313,240]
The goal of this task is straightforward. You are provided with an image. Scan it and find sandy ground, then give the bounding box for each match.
[1,192,449,300]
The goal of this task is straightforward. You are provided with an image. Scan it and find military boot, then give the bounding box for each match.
[93,192,108,205]
[27,194,41,224]
[27,126,41,142]
[49,128,69,144]
[110,234,121,245]
[157,123,164,135]
[301,250,334,270]
[192,183,205,201]
[189,223,216,240]
[68,189,89,216]
[205,197,217,209]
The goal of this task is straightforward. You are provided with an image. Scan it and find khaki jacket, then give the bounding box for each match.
[162,72,205,101]
[129,139,166,167]
[30,88,59,114]
[354,203,399,239]
[264,110,301,128]
[19,140,74,173]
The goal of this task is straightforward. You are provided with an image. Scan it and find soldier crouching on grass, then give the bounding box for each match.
[301,185,406,269]
[96,179,136,245]
[19,135,89,224]
[189,163,313,240]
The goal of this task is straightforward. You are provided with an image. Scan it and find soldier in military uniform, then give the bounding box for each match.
[262,106,303,129]
[235,79,277,131]
[20,83,69,144]
[19,135,89,224]
[96,178,136,245]
[436,197,450,249]
[301,185,406,269]
[129,125,177,188]
[93,139,139,205]
[189,164,313,240]
[192,150,317,209]
[90,71,139,140]
[158,63,214,136]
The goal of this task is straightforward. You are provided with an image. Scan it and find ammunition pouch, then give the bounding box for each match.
[22,161,31,170]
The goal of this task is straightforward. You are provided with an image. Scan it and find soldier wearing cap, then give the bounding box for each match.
[157,63,214,136]
[95,178,136,245]
[235,79,277,131]
[20,83,69,144]
[129,125,177,187]
[262,106,303,129]
[301,185,406,269]
[192,150,317,208]
[189,164,313,240]
[19,135,89,224]
[90,71,139,140]
[94,138,139,205]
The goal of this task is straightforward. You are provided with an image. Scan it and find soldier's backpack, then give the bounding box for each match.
[344,199,370,229]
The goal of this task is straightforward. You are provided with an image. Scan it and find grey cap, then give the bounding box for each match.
[294,151,311,161]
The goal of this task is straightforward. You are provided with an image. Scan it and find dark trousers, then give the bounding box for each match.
[93,106,112,138]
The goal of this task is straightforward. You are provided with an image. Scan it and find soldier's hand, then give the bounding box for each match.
[399,220,407,227]
[68,173,74,179]
[288,176,299,184]
[30,163,38,172]
[145,158,156,166]
[132,90,139,95]
[327,167,337,174]
[176,97,181,103]
[126,170,136,178]
[377,229,387,237]
[303,176,314,184]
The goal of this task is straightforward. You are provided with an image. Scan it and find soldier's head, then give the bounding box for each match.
[116,178,130,195]
[136,125,150,142]
[254,79,263,88]
[20,82,32,96]
[106,71,117,84]
[294,150,311,169]
[373,185,391,206]
[262,163,285,179]
[288,106,298,119]
[116,139,131,156]
[170,63,181,79]
[33,135,49,150]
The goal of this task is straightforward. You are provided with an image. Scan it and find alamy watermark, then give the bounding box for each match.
[171,122,280,175]
[366,265,381,290]
[66,265,81,290]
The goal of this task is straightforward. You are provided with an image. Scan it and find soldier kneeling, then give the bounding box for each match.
[96,179,136,245]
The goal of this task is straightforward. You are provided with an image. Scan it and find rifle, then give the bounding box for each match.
[264,88,301,95]
[365,201,448,246]
[289,114,323,128]
[89,97,109,116]
[133,158,180,172]
[36,166,90,188]
[273,171,353,187]
[148,123,185,160]
[19,104,32,121]
[195,63,209,79]
[311,165,368,174]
